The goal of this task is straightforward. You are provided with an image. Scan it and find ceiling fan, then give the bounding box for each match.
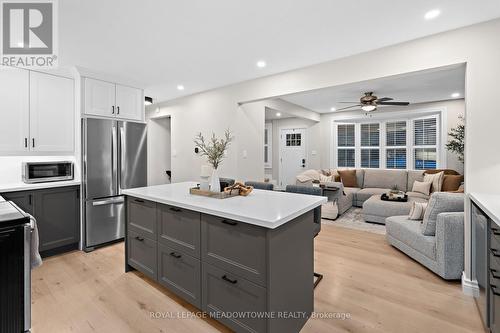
[336,92,410,112]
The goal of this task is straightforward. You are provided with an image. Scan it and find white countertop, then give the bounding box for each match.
[0,195,5,202]
[470,192,500,226]
[0,180,81,193]
[123,182,327,229]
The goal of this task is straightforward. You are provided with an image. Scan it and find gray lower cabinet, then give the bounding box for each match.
[2,186,80,256]
[126,196,314,333]
[202,262,267,333]
[158,243,201,307]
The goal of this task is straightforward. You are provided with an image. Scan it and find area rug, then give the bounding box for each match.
[321,207,386,235]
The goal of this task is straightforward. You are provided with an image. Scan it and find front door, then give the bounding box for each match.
[279,128,306,188]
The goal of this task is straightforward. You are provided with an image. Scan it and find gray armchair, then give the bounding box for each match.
[285,185,323,287]
[385,192,465,280]
[245,181,274,191]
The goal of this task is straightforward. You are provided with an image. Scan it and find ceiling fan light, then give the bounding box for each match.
[361,105,376,112]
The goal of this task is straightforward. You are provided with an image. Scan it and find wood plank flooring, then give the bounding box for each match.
[31,225,485,333]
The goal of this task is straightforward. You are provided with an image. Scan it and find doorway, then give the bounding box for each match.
[279,127,306,188]
[147,116,171,185]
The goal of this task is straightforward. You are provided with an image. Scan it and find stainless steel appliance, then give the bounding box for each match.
[22,161,74,183]
[82,118,147,251]
[0,200,31,332]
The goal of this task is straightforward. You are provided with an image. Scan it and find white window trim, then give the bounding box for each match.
[360,122,381,168]
[264,122,272,168]
[331,107,447,170]
[334,123,356,168]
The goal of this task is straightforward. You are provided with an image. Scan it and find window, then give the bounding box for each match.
[285,133,301,146]
[337,124,355,167]
[386,121,406,169]
[413,117,438,170]
[264,123,272,168]
[333,114,440,170]
[360,123,379,168]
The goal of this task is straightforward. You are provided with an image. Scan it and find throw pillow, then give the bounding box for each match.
[421,192,465,236]
[408,202,428,220]
[423,171,444,193]
[320,169,332,176]
[338,169,358,188]
[319,174,333,183]
[412,180,432,195]
[442,175,464,192]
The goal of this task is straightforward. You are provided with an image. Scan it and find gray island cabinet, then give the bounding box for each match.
[123,182,326,333]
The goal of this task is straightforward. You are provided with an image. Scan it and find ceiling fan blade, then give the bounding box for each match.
[335,104,362,111]
[376,97,393,102]
[377,101,410,106]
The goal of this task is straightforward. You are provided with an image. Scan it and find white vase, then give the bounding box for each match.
[210,168,220,192]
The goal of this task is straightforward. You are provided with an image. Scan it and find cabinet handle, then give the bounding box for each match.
[117,106,120,115]
[32,138,35,148]
[222,275,237,284]
[135,236,144,242]
[112,106,115,114]
[24,138,28,148]
[492,284,500,296]
[28,194,32,206]
[492,227,500,236]
[169,207,181,212]
[491,268,500,279]
[134,199,145,203]
[169,252,182,259]
[221,219,237,226]
[491,248,500,258]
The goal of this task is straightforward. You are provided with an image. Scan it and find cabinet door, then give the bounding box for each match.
[84,78,116,118]
[34,186,80,252]
[1,191,34,215]
[0,67,29,153]
[30,72,74,152]
[115,84,143,121]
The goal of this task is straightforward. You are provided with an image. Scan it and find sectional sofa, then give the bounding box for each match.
[296,168,462,223]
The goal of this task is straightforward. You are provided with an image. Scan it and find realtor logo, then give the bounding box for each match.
[1,0,58,67]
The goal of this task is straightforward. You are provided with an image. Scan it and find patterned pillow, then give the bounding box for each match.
[408,202,428,220]
[424,171,444,193]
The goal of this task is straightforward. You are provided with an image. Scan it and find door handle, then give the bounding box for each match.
[491,268,500,279]
[92,197,124,206]
[491,248,500,258]
[134,199,145,203]
[222,275,238,284]
[492,284,500,296]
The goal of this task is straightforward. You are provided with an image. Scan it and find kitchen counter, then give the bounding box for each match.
[0,180,81,193]
[122,181,326,229]
[470,192,500,226]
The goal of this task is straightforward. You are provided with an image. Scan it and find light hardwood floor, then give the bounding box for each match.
[31,225,484,333]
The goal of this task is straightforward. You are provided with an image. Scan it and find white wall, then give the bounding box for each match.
[149,18,500,282]
[146,114,171,185]
[319,99,465,174]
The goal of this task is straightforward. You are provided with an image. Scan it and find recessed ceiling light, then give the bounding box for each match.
[424,9,441,20]
[177,85,185,91]
[330,107,336,112]
[451,92,460,98]
[275,112,281,117]
[256,60,267,68]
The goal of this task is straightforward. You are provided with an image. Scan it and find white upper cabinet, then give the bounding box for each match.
[84,78,116,118]
[30,72,74,152]
[0,67,30,153]
[84,78,144,122]
[115,84,143,121]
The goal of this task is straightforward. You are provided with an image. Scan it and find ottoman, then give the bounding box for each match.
[362,194,427,224]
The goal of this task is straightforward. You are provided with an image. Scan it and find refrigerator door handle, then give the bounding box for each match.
[112,124,118,194]
[119,124,125,193]
[92,197,125,206]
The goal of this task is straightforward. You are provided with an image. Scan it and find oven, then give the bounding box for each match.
[22,161,74,183]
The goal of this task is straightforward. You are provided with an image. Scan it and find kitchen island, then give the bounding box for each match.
[122,182,326,333]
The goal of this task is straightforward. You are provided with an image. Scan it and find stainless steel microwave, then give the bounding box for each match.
[22,161,74,184]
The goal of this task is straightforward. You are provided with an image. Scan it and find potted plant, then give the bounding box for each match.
[194,129,233,192]
[445,114,465,163]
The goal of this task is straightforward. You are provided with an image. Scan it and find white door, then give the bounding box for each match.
[116,84,143,121]
[30,72,74,152]
[84,78,116,118]
[0,67,29,153]
[279,128,306,188]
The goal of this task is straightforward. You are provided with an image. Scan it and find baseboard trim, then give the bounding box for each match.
[462,271,479,297]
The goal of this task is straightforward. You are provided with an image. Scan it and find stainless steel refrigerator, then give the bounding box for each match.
[82,118,147,251]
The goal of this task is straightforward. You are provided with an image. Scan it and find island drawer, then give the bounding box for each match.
[158,204,201,258]
[127,197,157,240]
[128,230,157,280]
[202,263,267,333]
[158,243,201,308]
[201,214,267,287]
